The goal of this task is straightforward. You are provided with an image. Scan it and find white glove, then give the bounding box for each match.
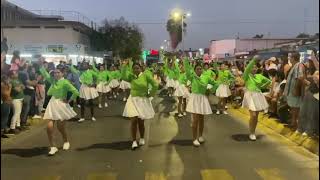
[207,84,213,90]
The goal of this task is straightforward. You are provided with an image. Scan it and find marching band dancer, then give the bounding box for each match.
[119,60,132,102]
[215,63,234,115]
[242,56,271,141]
[70,62,99,122]
[109,65,121,99]
[164,57,179,97]
[39,62,79,156]
[121,60,159,150]
[93,64,110,108]
[174,62,190,117]
[183,58,216,147]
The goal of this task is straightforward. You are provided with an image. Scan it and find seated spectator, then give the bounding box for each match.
[277,82,290,124]
[265,72,286,118]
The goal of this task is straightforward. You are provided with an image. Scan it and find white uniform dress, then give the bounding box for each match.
[165,76,176,88]
[109,79,120,88]
[215,84,232,98]
[96,82,111,93]
[79,84,99,100]
[43,96,77,121]
[174,82,190,98]
[123,95,155,120]
[186,93,212,115]
[242,90,269,112]
[119,80,131,90]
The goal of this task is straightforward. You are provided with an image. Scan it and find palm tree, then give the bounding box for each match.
[166,17,187,50]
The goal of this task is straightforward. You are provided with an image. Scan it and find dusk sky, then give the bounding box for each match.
[10,0,320,49]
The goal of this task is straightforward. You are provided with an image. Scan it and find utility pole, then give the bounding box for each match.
[303,8,307,34]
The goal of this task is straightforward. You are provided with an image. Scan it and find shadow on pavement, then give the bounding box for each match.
[1,147,48,157]
[231,134,265,142]
[76,141,131,151]
[169,139,192,146]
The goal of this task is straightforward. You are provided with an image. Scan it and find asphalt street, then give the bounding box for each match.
[1,95,319,180]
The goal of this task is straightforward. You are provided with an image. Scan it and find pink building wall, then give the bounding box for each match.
[209,39,301,58]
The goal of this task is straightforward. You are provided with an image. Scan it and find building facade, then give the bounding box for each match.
[209,38,307,59]
[1,0,103,65]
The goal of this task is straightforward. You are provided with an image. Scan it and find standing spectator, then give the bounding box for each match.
[8,70,25,134]
[35,72,46,116]
[1,49,10,76]
[56,60,65,69]
[28,64,41,119]
[298,51,319,136]
[298,70,319,136]
[1,75,12,138]
[1,37,8,53]
[19,63,37,128]
[284,52,306,130]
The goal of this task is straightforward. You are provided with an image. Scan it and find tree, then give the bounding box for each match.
[296,33,311,38]
[89,30,106,51]
[100,17,144,60]
[312,33,319,39]
[166,16,187,50]
[253,34,264,39]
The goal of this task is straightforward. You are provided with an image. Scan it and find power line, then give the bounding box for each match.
[133,20,319,25]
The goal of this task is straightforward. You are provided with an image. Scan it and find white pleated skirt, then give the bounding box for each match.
[215,84,231,97]
[242,90,269,112]
[165,77,176,88]
[123,96,155,120]
[80,84,99,100]
[109,79,120,88]
[119,80,131,90]
[43,97,77,121]
[96,82,111,93]
[174,83,190,98]
[186,93,212,115]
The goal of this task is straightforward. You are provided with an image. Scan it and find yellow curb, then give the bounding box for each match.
[302,137,319,154]
[263,119,279,130]
[294,136,309,146]
[228,107,319,155]
[283,131,294,138]
[276,125,293,137]
[28,118,46,126]
[289,132,304,144]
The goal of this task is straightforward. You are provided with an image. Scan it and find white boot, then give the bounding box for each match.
[139,138,145,146]
[63,142,70,150]
[48,147,58,156]
[132,141,138,150]
[249,134,257,141]
[193,139,201,147]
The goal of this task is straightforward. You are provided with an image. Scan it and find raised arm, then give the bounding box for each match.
[243,56,259,81]
[120,62,134,82]
[183,58,195,80]
[92,62,99,72]
[39,67,54,84]
[70,65,80,75]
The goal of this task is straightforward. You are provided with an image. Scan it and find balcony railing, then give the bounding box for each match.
[30,10,95,28]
